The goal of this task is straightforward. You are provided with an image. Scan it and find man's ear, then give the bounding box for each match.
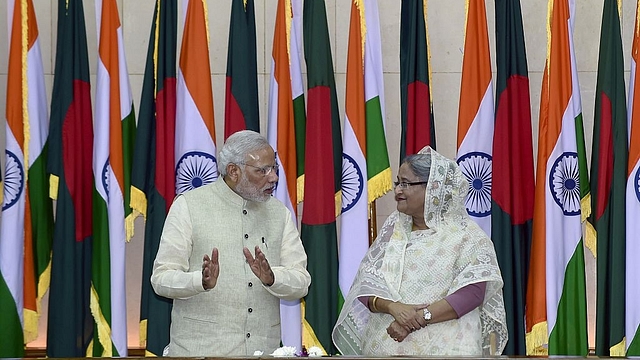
[226,163,241,183]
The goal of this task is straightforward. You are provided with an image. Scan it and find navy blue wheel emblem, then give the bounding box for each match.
[341,153,364,213]
[102,160,111,195]
[635,167,640,202]
[2,150,25,211]
[175,151,218,195]
[549,152,580,216]
[456,152,492,217]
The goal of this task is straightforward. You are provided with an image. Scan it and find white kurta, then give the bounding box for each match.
[151,178,311,356]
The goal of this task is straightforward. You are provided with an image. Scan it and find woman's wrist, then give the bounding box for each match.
[370,296,380,312]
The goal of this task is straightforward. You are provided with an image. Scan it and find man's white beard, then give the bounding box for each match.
[236,172,271,202]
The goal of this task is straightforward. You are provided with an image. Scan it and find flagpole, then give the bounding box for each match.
[369,200,377,246]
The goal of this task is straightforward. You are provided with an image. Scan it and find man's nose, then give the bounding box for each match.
[268,170,278,182]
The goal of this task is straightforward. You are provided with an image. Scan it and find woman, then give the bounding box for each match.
[332,146,507,356]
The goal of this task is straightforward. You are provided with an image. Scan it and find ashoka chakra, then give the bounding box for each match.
[341,153,364,213]
[3,150,25,211]
[102,160,111,194]
[175,151,218,195]
[457,151,492,217]
[635,166,640,202]
[549,152,581,216]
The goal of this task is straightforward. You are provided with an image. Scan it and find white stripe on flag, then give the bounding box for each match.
[626,56,640,354]
[339,118,369,296]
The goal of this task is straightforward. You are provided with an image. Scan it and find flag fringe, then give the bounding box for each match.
[285,0,292,62]
[335,191,342,217]
[23,260,52,343]
[49,174,59,200]
[354,0,366,62]
[585,220,596,257]
[610,337,626,356]
[125,212,136,242]
[37,259,51,312]
[525,321,549,355]
[89,285,113,356]
[544,0,553,77]
[23,309,38,343]
[21,0,30,183]
[139,319,147,348]
[637,3,640,40]
[367,167,392,203]
[580,192,592,221]
[297,174,305,203]
[301,300,328,355]
[581,192,596,256]
[202,0,210,48]
[130,185,148,219]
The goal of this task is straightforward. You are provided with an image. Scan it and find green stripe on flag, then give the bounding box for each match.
[548,241,588,355]
[91,187,112,356]
[0,276,23,357]
[365,96,391,201]
[29,147,54,298]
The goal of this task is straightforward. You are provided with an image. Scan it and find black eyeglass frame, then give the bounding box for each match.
[393,181,428,189]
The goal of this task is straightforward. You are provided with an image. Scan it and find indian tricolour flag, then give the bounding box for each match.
[91,0,135,356]
[339,0,391,309]
[0,0,53,356]
[175,0,217,195]
[456,0,494,237]
[267,0,306,350]
[525,0,589,355]
[626,4,640,355]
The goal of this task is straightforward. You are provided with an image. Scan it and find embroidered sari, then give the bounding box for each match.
[332,147,507,356]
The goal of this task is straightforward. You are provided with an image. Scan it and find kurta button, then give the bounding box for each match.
[246,333,251,338]
[244,234,249,239]
[248,282,253,287]
[248,308,253,313]
[243,210,247,215]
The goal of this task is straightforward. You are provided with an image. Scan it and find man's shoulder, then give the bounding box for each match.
[180,181,219,200]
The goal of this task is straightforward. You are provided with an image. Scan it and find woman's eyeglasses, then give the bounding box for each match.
[393,181,428,189]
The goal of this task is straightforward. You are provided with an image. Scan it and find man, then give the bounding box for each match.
[151,130,311,356]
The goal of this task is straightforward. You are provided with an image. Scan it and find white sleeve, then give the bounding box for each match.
[151,196,207,299]
[264,208,311,300]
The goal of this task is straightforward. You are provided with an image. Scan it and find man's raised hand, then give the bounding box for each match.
[202,248,220,290]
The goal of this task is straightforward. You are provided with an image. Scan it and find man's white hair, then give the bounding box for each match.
[218,130,270,176]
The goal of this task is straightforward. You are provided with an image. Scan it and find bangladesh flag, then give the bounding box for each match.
[130,0,177,355]
[46,0,94,356]
[301,0,341,354]
[400,0,436,161]
[492,0,534,355]
[224,0,259,139]
[591,0,628,355]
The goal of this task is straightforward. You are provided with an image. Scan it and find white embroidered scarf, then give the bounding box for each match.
[332,146,508,356]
